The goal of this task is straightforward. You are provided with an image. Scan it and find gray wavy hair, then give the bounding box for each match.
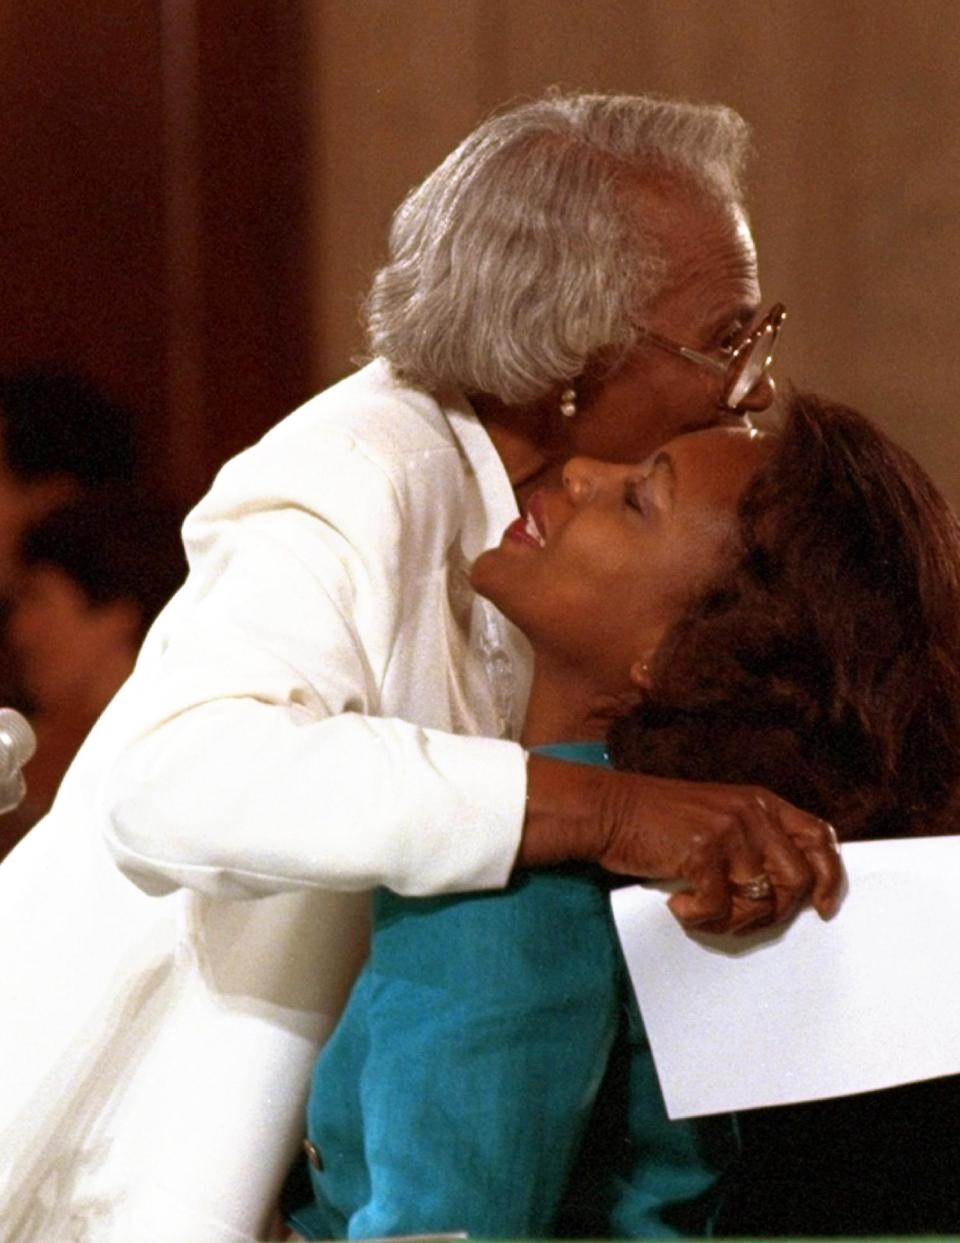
[365,90,751,406]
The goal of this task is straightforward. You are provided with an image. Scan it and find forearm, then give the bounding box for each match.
[516,752,615,868]
[105,701,527,899]
[517,754,690,876]
[516,753,843,929]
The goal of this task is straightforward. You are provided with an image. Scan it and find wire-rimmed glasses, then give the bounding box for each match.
[643,303,787,410]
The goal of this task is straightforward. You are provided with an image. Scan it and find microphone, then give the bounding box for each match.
[0,708,36,813]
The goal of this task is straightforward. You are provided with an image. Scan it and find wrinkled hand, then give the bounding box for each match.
[520,756,843,935]
[596,771,842,934]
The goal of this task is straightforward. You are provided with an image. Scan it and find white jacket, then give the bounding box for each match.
[0,361,532,1241]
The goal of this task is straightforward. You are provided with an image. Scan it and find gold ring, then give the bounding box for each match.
[732,873,773,901]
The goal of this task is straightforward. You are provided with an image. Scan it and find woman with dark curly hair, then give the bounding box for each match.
[609,390,960,842]
[283,391,960,1240]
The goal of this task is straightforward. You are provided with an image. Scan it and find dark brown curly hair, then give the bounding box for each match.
[608,392,960,840]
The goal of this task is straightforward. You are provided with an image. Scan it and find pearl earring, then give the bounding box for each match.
[559,385,577,418]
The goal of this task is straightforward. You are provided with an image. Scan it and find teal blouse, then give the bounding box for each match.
[283,743,737,1239]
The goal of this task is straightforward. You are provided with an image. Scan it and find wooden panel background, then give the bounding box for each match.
[0,0,314,504]
[0,2,167,476]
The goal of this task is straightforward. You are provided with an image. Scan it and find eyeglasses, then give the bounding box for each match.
[642,303,787,410]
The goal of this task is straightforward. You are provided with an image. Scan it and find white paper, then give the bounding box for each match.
[610,834,960,1120]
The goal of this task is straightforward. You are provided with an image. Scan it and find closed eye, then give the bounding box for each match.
[716,324,746,353]
[711,304,758,353]
[648,452,677,509]
[625,479,648,515]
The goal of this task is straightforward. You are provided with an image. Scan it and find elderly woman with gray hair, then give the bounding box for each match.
[0,91,838,1242]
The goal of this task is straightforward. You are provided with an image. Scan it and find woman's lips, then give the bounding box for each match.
[504,492,547,548]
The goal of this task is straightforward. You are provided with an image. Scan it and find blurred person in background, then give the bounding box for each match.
[0,366,138,602]
[0,487,185,858]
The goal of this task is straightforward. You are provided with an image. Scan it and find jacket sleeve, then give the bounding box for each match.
[100,425,528,900]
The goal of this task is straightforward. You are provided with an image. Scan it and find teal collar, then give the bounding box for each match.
[530,740,611,767]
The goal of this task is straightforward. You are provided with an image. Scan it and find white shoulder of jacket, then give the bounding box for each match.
[89,359,528,900]
[192,360,471,521]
